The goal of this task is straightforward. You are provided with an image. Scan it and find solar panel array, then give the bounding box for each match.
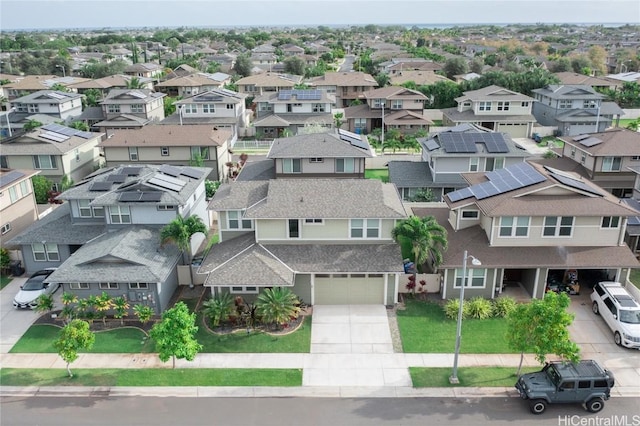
[160,164,182,177]
[122,167,142,176]
[106,174,127,183]
[39,131,69,143]
[180,167,205,179]
[89,181,114,191]
[424,138,440,151]
[277,89,323,101]
[338,129,369,150]
[148,173,186,192]
[47,92,68,100]
[579,137,602,147]
[127,91,147,99]
[41,123,94,140]
[548,172,602,196]
[119,191,163,202]
[447,162,546,202]
[624,199,640,226]
[439,132,509,154]
[572,134,591,141]
[0,170,25,188]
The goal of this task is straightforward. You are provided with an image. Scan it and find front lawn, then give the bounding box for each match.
[410,367,536,387]
[365,169,389,182]
[0,274,11,290]
[397,299,516,353]
[0,368,302,387]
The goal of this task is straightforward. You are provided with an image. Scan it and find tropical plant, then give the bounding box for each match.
[493,296,517,318]
[150,301,202,368]
[333,112,344,129]
[204,180,220,199]
[75,297,91,318]
[23,119,43,132]
[126,76,145,89]
[160,215,207,264]
[60,174,74,191]
[409,189,435,202]
[34,294,54,314]
[202,292,235,327]
[466,297,494,319]
[61,291,78,306]
[31,175,53,204]
[112,296,130,325]
[53,319,95,377]
[69,121,89,131]
[391,215,448,275]
[256,287,300,330]
[93,292,112,325]
[133,304,154,325]
[0,248,10,273]
[443,298,469,320]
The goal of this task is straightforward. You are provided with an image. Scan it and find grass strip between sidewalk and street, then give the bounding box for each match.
[410,367,538,387]
[0,368,302,387]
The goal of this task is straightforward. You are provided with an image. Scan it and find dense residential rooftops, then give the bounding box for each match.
[559,128,640,156]
[101,88,165,103]
[307,71,378,87]
[266,130,373,158]
[235,73,303,87]
[454,85,535,102]
[531,84,606,99]
[11,90,83,104]
[0,125,103,156]
[98,124,232,147]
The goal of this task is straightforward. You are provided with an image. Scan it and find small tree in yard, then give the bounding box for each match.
[507,291,580,376]
[150,301,202,368]
[35,294,54,315]
[53,319,95,377]
[93,292,113,325]
[112,296,130,325]
[133,304,154,325]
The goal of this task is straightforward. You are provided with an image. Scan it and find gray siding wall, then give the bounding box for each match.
[443,267,497,299]
[60,282,161,314]
[21,244,72,275]
[292,274,311,304]
[157,262,180,312]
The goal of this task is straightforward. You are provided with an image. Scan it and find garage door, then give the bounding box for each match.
[314,275,385,305]
[499,123,529,138]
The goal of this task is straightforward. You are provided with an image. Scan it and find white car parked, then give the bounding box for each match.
[590,281,640,349]
[12,268,59,309]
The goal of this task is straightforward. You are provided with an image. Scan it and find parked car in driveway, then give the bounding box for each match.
[590,281,640,349]
[12,268,59,309]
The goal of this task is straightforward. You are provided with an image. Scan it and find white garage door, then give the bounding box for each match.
[314,275,385,305]
[500,123,529,138]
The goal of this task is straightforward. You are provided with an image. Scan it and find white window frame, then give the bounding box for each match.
[78,199,92,217]
[288,219,300,238]
[8,186,18,203]
[336,158,355,173]
[521,101,529,107]
[230,286,259,294]
[583,100,597,109]
[100,283,120,289]
[110,205,131,224]
[601,216,620,229]
[70,283,90,289]
[227,210,252,230]
[33,155,56,169]
[478,101,492,111]
[157,205,176,211]
[107,104,121,113]
[93,206,105,217]
[305,218,323,224]
[602,157,622,172]
[543,216,574,237]
[350,218,380,239]
[391,99,403,109]
[454,268,486,288]
[32,242,59,261]
[202,104,216,114]
[1,223,11,235]
[128,147,138,161]
[312,103,326,113]
[130,104,144,113]
[497,101,510,111]
[461,210,479,220]
[226,104,234,110]
[128,283,149,289]
[190,146,209,160]
[469,157,479,172]
[499,216,530,237]
[75,149,80,162]
[161,147,170,156]
[558,100,572,109]
[183,104,198,114]
[283,158,301,174]
[309,158,323,163]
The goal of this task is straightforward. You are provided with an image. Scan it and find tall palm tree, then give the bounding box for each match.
[392,215,448,275]
[160,215,207,264]
[126,76,145,89]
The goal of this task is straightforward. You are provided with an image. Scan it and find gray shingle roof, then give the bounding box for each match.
[441,107,536,123]
[253,113,333,127]
[45,226,181,283]
[388,161,435,188]
[207,181,270,210]
[0,128,102,156]
[454,85,534,102]
[235,159,276,182]
[267,131,373,159]
[531,85,605,100]
[244,179,407,219]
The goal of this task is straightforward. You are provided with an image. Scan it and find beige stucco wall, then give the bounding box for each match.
[255,218,397,242]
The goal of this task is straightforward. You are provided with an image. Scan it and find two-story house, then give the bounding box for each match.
[531,84,624,136]
[94,89,166,133]
[123,63,164,80]
[306,71,378,107]
[198,178,407,305]
[441,85,537,139]
[154,72,233,98]
[9,90,83,123]
[252,89,335,137]
[164,89,249,141]
[98,124,232,181]
[0,123,103,190]
[0,168,40,252]
[388,124,529,201]
[2,75,57,101]
[412,161,639,301]
[235,73,303,97]
[68,74,156,98]
[343,86,431,135]
[7,164,212,313]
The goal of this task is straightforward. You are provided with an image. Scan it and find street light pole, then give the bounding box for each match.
[450,250,481,384]
[56,64,66,77]
[381,101,385,150]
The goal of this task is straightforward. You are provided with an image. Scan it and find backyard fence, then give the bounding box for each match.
[232,139,274,151]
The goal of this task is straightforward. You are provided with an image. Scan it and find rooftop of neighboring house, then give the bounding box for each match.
[68,74,155,90]
[155,72,232,87]
[124,62,163,72]
[454,85,534,103]
[531,84,605,100]
[0,123,103,156]
[362,86,427,100]
[266,129,374,159]
[253,89,335,104]
[174,88,247,104]
[558,128,640,157]
[11,90,82,104]
[0,168,40,192]
[389,71,453,86]
[306,71,378,87]
[419,124,529,158]
[553,72,619,88]
[98,124,232,148]
[235,73,303,87]
[605,71,640,83]
[3,75,57,91]
[101,88,166,104]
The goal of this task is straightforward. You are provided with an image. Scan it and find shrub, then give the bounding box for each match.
[466,297,494,319]
[443,298,469,320]
[493,296,517,318]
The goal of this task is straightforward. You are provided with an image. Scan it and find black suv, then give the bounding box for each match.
[515,360,614,414]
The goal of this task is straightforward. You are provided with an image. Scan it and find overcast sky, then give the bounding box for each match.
[1,0,639,31]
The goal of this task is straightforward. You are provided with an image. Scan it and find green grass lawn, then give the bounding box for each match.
[615,118,636,128]
[410,367,537,387]
[0,368,302,387]
[0,274,12,290]
[10,325,155,354]
[365,169,389,182]
[629,269,640,289]
[397,299,516,353]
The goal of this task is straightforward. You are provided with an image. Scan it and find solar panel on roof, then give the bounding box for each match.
[39,131,69,142]
[579,137,602,147]
[47,92,67,100]
[140,192,163,202]
[89,181,113,191]
[159,165,182,177]
[127,91,147,99]
[122,167,142,176]
[572,134,591,141]
[424,139,440,151]
[76,131,95,139]
[447,187,474,202]
[118,192,143,202]
[106,174,126,183]
[549,172,603,196]
[439,133,477,153]
[180,167,205,179]
[148,174,186,192]
[0,170,25,188]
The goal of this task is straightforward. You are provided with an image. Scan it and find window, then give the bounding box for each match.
[454,268,486,288]
[128,147,138,161]
[632,156,640,161]
[559,100,572,109]
[32,243,59,261]
[350,219,380,238]
[161,147,169,156]
[581,153,586,165]
[309,158,323,163]
[469,157,479,172]
[485,157,504,171]
[130,104,143,113]
[8,187,17,203]
[578,381,591,389]
[226,104,234,110]
[78,199,92,217]
[157,205,176,211]
[312,103,325,112]
[560,381,575,390]
[354,118,367,133]
[1,223,11,235]
[74,149,80,162]
[478,101,492,111]
[19,179,28,196]
[107,104,121,113]
[288,219,300,238]
[373,98,384,108]
[499,216,529,237]
[497,101,510,111]
[110,205,131,224]
[305,218,323,224]
[183,104,197,114]
[336,158,355,173]
[230,286,258,294]
[70,283,90,290]
[570,147,576,158]
[129,283,149,289]
[202,104,216,114]
[28,104,38,113]
[583,100,597,109]
[521,101,529,107]
[601,216,620,228]
[543,216,573,237]
[190,146,209,160]
[391,99,403,109]
[227,210,252,229]
[283,158,301,173]
[92,206,105,217]
[602,157,622,172]
[461,211,479,219]
[33,155,57,169]
[99,283,119,289]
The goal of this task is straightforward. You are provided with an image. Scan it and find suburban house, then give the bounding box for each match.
[343,86,431,135]
[622,168,640,255]
[2,75,57,101]
[98,124,232,181]
[412,161,639,301]
[123,63,164,80]
[155,72,233,97]
[0,123,104,190]
[0,168,40,252]
[9,90,83,122]
[553,72,620,91]
[252,89,335,137]
[388,124,529,201]
[68,74,156,97]
[235,73,303,97]
[378,58,443,75]
[389,71,454,87]
[198,178,408,305]
[164,88,249,141]
[441,85,537,139]
[531,84,624,136]
[7,163,212,313]
[306,71,378,107]
[94,89,166,133]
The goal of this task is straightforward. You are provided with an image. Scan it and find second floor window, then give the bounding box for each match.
[336,158,355,173]
[391,99,403,109]
[497,101,510,111]
[227,210,252,230]
[107,105,121,113]
[310,158,323,163]
[161,147,169,156]
[521,101,529,107]
[469,157,479,172]
[283,158,301,173]
[78,199,92,217]
[33,155,56,169]
[130,104,144,113]
[183,104,197,114]
[110,205,131,224]
[602,157,622,172]
[478,101,491,111]
[583,100,597,109]
[129,147,138,161]
[350,219,380,238]
[601,216,620,228]
[191,146,209,160]
[485,157,504,171]
[559,100,572,109]
[543,216,573,237]
[499,216,529,237]
[312,103,325,113]
[202,104,215,114]
[1,223,11,235]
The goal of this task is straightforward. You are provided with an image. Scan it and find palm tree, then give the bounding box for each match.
[202,292,234,327]
[256,287,300,330]
[35,294,54,315]
[133,304,154,325]
[112,296,130,325]
[126,76,145,89]
[392,215,448,275]
[23,119,43,132]
[93,292,113,325]
[160,215,207,264]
